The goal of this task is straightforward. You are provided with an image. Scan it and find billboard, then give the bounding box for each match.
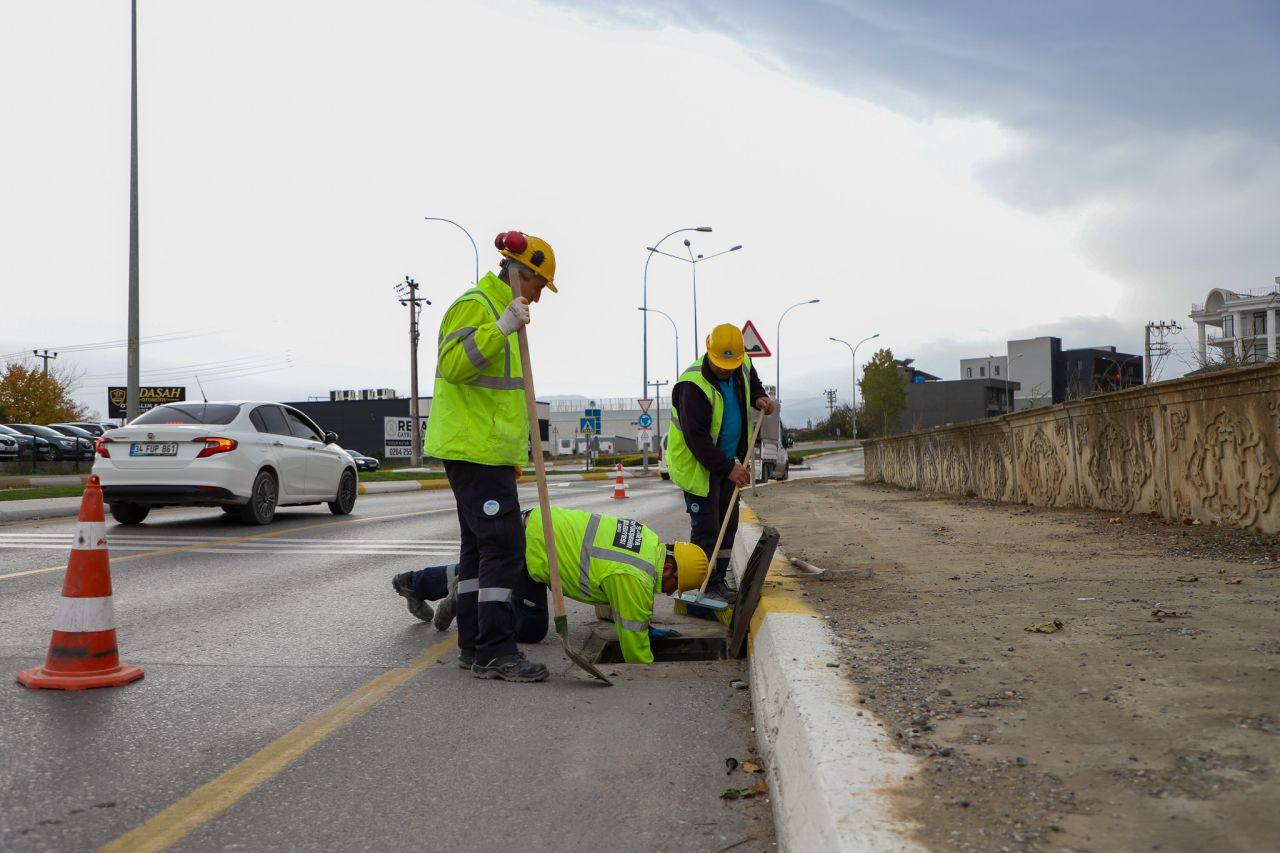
[107,386,186,419]
[384,416,428,458]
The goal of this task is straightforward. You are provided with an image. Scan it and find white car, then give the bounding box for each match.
[658,432,669,480]
[93,401,358,525]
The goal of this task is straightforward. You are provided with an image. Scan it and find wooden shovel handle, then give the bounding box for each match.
[693,405,767,598]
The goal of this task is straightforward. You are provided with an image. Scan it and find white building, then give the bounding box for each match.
[1189,279,1280,365]
[958,356,1008,382]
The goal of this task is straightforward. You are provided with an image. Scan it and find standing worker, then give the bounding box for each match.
[398,230,556,682]
[393,505,710,664]
[665,323,773,604]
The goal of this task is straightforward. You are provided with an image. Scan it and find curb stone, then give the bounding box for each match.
[734,505,925,852]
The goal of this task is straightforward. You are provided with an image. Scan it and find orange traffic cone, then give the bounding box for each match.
[611,462,627,499]
[17,475,144,690]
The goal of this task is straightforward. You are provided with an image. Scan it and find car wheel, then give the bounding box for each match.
[237,470,278,525]
[660,472,670,480]
[777,462,789,481]
[328,470,357,515]
[109,502,150,525]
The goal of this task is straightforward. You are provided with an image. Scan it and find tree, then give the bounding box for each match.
[0,361,89,423]
[857,348,907,437]
[816,404,856,439]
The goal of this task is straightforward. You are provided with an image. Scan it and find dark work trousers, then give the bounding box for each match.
[409,562,548,644]
[443,459,525,662]
[683,473,739,585]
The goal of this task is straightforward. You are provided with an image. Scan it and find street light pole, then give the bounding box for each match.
[831,333,879,438]
[647,241,742,362]
[126,0,140,422]
[638,307,680,379]
[424,216,480,285]
[642,227,710,472]
[775,299,820,403]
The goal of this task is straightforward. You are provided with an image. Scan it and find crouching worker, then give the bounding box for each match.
[393,506,708,664]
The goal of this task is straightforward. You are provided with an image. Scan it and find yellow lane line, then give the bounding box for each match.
[99,635,457,853]
[0,507,455,582]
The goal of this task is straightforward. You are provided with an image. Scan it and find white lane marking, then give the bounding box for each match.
[0,543,460,557]
[52,595,116,632]
[0,534,461,544]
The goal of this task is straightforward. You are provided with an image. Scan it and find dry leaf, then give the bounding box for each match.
[1108,517,1122,524]
[1175,575,1198,583]
[721,784,768,800]
[1151,608,1189,619]
[740,760,761,774]
[1224,578,1243,585]
[1025,619,1064,634]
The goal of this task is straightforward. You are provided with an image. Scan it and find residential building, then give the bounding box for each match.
[1189,279,1280,366]
[959,356,1008,382]
[899,378,1019,433]
[1007,337,1063,410]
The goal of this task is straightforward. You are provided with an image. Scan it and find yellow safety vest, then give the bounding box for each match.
[424,273,528,466]
[665,355,752,497]
[524,506,665,664]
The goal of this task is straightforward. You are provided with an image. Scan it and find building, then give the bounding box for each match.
[959,356,1008,382]
[899,378,1019,433]
[1189,280,1280,366]
[1061,346,1143,399]
[897,358,941,383]
[1002,336,1142,410]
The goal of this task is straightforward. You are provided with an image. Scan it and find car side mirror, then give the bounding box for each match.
[324,431,338,445]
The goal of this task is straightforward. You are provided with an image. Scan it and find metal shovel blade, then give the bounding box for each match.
[555,615,612,685]
[674,590,732,612]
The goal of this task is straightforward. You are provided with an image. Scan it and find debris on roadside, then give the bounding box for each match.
[1152,608,1189,620]
[1176,575,1199,582]
[1024,619,1064,633]
[725,757,739,774]
[721,783,768,800]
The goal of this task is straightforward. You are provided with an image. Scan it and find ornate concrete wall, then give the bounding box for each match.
[863,362,1280,532]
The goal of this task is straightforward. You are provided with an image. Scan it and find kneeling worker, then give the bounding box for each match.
[394,506,708,664]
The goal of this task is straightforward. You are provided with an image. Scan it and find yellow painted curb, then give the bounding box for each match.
[416,479,453,490]
[581,472,610,481]
[0,477,33,489]
[357,483,367,494]
[738,504,815,655]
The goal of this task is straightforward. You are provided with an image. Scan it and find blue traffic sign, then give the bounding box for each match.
[637,413,653,428]
[579,417,596,435]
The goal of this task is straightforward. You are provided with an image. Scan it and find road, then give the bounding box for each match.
[0,476,772,852]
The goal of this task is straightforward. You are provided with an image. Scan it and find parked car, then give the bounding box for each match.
[658,432,669,480]
[0,424,43,460]
[93,401,359,525]
[0,428,17,460]
[63,422,119,437]
[344,449,379,472]
[6,424,78,460]
[46,424,98,460]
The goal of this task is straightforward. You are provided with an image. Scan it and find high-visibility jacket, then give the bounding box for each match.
[424,272,528,466]
[665,355,753,497]
[524,506,665,664]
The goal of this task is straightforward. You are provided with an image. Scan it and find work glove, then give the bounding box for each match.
[649,626,682,639]
[497,297,531,335]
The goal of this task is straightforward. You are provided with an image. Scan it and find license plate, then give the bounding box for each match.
[130,442,178,457]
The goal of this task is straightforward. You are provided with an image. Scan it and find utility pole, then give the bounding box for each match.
[33,350,58,374]
[126,0,141,421]
[1143,320,1181,384]
[396,276,430,467]
[824,388,838,416]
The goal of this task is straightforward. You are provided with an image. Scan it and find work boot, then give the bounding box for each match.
[702,576,738,605]
[392,572,434,622]
[457,648,475,669]
[472,652,549,683]
[433,568,459,631]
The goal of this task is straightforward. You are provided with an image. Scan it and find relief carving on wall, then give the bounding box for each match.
[975,441,1009,499]
[1019,426,1068,505]
[1185,408,1280,526]
[1087,419,1153,512]
[1168,408,1189,453]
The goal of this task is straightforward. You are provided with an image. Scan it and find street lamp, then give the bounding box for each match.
[643,227,711,399]
[424,216,480,285]
[647,240,742,360]
[638,307,680,379]
[775,299,820,402]
[829,332,878,426]
[643,227,711,472]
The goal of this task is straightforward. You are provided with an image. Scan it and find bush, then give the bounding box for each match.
[787,453,802,466]
[592,454,645,468]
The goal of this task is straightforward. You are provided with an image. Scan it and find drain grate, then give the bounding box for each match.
[595,636,727,663]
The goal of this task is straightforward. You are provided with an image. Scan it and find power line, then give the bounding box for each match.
[0,329,213,361]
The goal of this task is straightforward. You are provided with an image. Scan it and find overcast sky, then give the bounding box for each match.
[2,1,1276,424]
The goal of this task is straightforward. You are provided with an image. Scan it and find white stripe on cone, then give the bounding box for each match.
[74,521,108,551]
[52,596,117,633]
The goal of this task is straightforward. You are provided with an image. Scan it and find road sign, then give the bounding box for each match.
[637,398,653,413]
[638,427,653,449]
[579,417,596,435]
[741,320,770,357]
[637,412,653,429]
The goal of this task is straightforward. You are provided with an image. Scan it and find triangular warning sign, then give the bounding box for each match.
[741,320,771,357]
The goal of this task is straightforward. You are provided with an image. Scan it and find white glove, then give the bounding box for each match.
[497,297,530,335]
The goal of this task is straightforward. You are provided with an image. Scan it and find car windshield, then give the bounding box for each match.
[52,425,95,438]
[13,424,66,439]
[131,403,241,425]
[0,425,19,436]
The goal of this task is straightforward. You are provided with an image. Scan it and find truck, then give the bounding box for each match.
[753,401,789,481]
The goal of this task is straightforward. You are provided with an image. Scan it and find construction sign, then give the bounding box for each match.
[741,320,770,357]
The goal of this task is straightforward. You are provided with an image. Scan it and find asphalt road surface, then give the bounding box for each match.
[0,476,773,852]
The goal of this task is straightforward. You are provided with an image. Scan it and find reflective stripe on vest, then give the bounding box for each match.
[612,610,650,633]
[577,513,656,598]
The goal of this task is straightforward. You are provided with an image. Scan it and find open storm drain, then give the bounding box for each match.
[595,636,728,663]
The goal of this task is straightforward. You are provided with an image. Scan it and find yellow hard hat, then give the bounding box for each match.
[706,323,745,370]
[495,230,557,293]
[672,542,709,592]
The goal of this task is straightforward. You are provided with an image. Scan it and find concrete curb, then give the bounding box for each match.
[733,505,924,852]
[0,474,90,489]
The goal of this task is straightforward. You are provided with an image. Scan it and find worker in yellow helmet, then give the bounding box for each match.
[394,506,709,664]
[410,230,556,683]
[665,323,773,605]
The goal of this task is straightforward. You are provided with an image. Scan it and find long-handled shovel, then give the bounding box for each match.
[676,406,767,612]
[509,279,612,686]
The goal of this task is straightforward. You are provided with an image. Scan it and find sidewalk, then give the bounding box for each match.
[745,477,1280,852]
